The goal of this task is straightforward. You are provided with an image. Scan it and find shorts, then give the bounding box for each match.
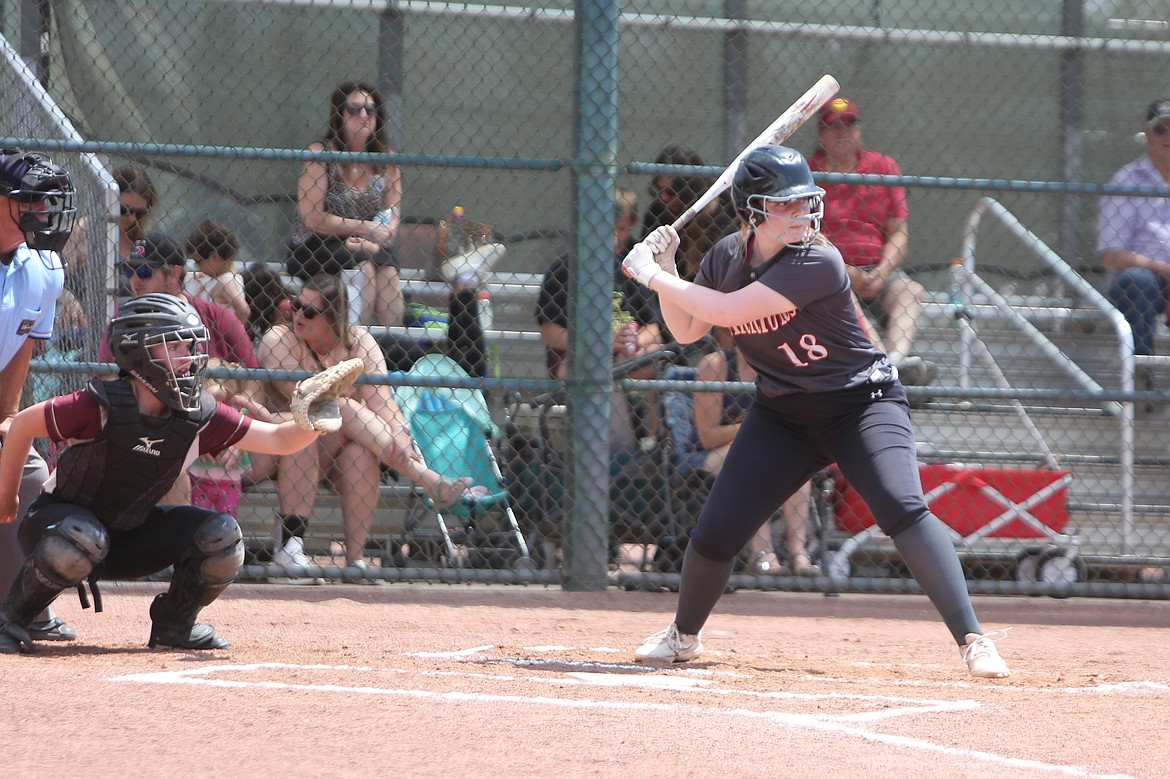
[853,267,912,330]
[287,235,398,280]
[191,476,244,516]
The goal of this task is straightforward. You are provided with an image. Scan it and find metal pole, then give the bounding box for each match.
[564,0,619,590]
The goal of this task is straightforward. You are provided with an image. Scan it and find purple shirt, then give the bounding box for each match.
[1097,155,1170,278]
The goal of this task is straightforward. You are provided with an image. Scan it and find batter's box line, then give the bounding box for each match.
[110,663,1130,779]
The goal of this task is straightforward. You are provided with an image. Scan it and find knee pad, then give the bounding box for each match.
[192,513,244,586]
[35,516,110,587]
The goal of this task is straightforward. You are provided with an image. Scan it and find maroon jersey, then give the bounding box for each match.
[693,233,891,397]
[43,388,251,459]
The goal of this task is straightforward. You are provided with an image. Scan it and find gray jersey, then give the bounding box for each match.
[694,233,890,398]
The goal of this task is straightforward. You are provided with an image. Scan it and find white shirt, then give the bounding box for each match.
[0,244,65,368]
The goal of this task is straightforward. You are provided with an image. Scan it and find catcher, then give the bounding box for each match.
[0,294,361,654]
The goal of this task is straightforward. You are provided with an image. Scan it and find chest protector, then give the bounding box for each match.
[52,379,217,532]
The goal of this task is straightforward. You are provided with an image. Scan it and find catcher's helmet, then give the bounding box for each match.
[731,145,825,243]
[0,148,76,253]
[108,294,209,413]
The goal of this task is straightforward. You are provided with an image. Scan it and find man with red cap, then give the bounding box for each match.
[809,97,935,386]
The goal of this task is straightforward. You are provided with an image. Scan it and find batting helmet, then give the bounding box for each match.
[0,148,76,253]
[731,145,825,242]
[108,294,209,414]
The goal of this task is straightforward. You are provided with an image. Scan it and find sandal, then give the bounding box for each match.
[748,550,786,575]
[790,553,822,577]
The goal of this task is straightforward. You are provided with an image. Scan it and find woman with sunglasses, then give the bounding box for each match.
[62,163,158,303]
[289,80,403,329]
[258,274,481,580]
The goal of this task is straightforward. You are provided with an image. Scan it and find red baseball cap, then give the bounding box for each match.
[818,97,860,127]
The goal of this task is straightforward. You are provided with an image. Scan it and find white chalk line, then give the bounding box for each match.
[111,660,1134,779]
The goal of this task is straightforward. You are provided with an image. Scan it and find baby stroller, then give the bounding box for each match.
[392,354,534,571]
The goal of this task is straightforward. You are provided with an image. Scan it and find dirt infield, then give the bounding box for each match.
[4,582,1168,778]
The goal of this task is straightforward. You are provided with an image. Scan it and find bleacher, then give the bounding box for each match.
[236,213,1170,578]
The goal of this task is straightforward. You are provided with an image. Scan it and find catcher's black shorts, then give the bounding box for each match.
[19,496,220,580]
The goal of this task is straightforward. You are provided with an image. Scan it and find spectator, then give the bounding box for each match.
[289,80,403,328]
[808,97,936,386]
[538,186,665,383]
[189,358,273,517]
[63,162,158,301]
[692,327,820,576]
[1097,98,1170,401]
[0,294,330,653]
[257,273,481,580]
[641,144,732,281]
[0,148,75,643]
[241,262,294,345]
[535,187,670,567]
[625,145,1010,677]
[185,218,250,325]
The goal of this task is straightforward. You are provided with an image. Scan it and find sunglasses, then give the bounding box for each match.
[1149,122,1170,137]
[120,204,149,219]
[291,298,328,320]
[343,102,377,117]
[119,263,157,279]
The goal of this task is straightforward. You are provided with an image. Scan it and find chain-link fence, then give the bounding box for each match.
[2,1,1170,596]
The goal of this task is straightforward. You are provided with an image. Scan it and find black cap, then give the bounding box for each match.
[129,235,184,266]
[1147,99,1170,123]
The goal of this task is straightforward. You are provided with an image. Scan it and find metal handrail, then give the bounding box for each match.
[959,196,1135,550]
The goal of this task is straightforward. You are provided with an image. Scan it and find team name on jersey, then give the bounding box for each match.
[730,309,796,337]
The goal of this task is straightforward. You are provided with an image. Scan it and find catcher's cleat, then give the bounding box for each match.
[27,615,77,642]
[634,623,703,663]
[962,632,1011,678]
[148,621,229,650]
[0,619,36,655]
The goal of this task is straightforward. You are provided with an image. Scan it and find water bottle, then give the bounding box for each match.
[373,206,394,226]
[477,288,493,333]
[949,257,969,321]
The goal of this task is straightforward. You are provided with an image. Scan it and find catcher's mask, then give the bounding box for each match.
[108,294,209,413]
[731,145,825,245]
[0,148,77,253]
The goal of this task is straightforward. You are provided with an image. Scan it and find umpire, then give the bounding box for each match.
[0,148,75,641]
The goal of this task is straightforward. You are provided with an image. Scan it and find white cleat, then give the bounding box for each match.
[961,631,1011,678]
[634,623,703,663]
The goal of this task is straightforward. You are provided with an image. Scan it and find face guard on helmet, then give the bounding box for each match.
[731,145,826,245]
[108,294,209,413]
[0,149,77,253]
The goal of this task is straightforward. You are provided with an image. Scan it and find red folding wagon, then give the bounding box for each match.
[828,463,1080,583]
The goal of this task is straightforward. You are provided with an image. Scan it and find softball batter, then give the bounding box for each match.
[622,144,1009,678]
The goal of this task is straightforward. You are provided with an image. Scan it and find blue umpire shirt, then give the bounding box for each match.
[0,244,65,366]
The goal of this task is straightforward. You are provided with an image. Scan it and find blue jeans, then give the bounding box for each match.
[1109,268,1167,357]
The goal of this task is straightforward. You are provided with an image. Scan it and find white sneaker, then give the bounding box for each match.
[634,623,703,663]
[961,632,1011,678]
[272,537,324,585]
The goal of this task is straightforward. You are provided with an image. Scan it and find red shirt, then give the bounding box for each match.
[808,148,908,268]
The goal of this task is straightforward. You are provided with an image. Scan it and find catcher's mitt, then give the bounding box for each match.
[291,358,364,433]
